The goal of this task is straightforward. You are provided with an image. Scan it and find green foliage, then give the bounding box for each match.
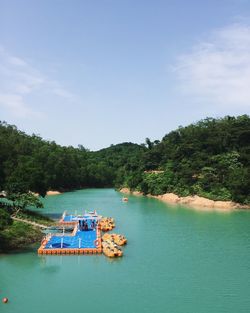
[5,191,43,212]
[13,209,54,226]
[139,169,174,195]
[0,121,145,193]
[0,221,43,251]
[0,205,53,252]
[131,115,250,203]
[0,115,250,204]
[0,208,12,230]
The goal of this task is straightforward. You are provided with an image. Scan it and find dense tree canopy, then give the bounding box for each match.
[0,121,145,195]
[137,115,250,203]
[0,115,249,204]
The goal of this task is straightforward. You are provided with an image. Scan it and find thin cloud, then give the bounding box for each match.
[49,81,76,100]
[52,88,75,100]
[0,94,42,118]
[0,47,77,118]
[7,56,27,67]
[174,23,250,109]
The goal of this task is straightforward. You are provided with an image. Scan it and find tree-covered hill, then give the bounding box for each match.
[0,121,144,196]
[89,143,146,187]
[134,115,250,204]
[0,115,249,204]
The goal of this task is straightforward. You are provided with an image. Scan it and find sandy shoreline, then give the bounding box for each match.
[119,188,250,211]
[46,190,61,196]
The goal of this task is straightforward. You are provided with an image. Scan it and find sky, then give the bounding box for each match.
[0,0,250,150]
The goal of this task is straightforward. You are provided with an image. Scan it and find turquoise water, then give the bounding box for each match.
[1,189,250,313]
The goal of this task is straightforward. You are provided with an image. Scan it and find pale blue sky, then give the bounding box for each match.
[1,0,250,150]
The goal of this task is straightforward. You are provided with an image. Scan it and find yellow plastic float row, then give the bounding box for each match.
[102,240,123,257]
[102,233,127,246]
[101,233,127,258]
[99,217,115,231]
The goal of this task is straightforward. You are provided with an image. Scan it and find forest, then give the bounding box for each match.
[0,115,249,204]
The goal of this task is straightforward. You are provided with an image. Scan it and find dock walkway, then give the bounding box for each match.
[11,216,48,229]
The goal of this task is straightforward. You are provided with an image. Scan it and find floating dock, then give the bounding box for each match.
[38,210,102,255]
[38,210,127,257]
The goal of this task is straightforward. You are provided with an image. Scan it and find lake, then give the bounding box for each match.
[1,189,250,313]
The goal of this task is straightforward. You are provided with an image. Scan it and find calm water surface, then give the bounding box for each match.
[1,189,250,313]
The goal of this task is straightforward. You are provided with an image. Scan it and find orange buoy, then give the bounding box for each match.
[2,297,8,303]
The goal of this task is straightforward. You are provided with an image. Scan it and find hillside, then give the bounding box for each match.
[130,115,250,204]
[0,121,144,195]
[0,115,249,204]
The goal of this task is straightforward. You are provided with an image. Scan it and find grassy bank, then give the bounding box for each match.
[14,208,54,227]
[0,207,54,253]
[0,221,43,252]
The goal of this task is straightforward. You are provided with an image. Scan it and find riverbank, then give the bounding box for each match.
[46,190,61,196]
[0,221,43,252]
[31,190,61,197]
[120,188,250,211]
[0,208,54,252]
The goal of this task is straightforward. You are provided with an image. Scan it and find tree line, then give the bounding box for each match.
[0,121,145,196]
[0,115,249,204]
[133,115,250,203]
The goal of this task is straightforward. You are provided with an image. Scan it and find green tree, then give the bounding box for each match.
[5,187,43,214]
[0,208,12,230]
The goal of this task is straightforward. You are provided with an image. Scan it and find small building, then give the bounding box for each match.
[0,191,7,198]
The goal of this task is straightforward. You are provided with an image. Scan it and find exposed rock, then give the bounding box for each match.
[120,188,130,194]
[46,190,61,196]
[119,188,143,196]
[120,188,250,211]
